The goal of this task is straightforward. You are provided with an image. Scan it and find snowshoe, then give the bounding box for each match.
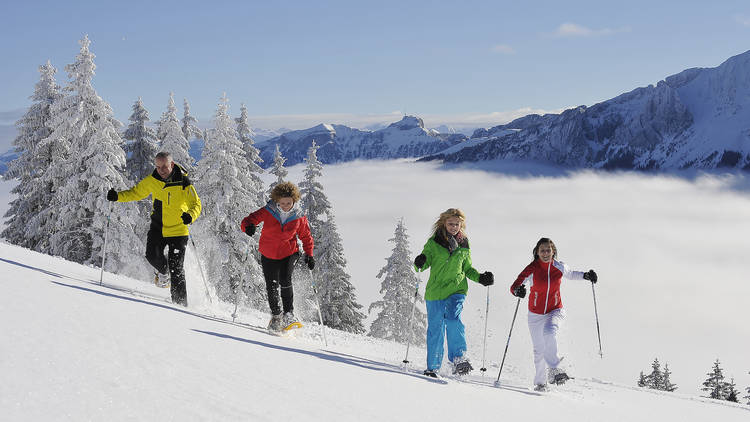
[452,356,473,376]
[552,372,570,385]
[423,369,439,378]
[154,271,169,288]
[534,383,548,392]
[282,312,303,331]
[267,314,283,332]
[549,367,570,385]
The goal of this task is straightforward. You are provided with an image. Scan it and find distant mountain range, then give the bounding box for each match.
[422,50,750,171]
[255,116,467,167]
[3,49,750,175]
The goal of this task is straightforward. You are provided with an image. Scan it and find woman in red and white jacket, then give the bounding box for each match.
[241,182,314,332]
[509,237,597,391]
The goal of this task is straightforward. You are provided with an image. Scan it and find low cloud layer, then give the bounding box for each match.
[280,160,750,394]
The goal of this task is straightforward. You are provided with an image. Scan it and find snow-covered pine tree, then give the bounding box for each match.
[725,378,739,402]
[157,92,193,170]
[2,61,63,249]
[121,97,159,274]
[41,35,144,276]
[661,363,677,392]
[646,358,664,390]
[123,97,158,181]
[193,93,265,307]
[235,103,265,207]
[745,372,750,405]
[267,144,288,197]
[299,141,366,333]
[702,359,727,400]
[637,371,648,388]
[368,218,426,345]
[181,98,202,142]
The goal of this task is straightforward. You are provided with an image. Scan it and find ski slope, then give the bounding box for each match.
[1,242,748,421]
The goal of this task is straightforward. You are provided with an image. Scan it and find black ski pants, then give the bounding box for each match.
[261,252,299,315]
[146,228,189,306]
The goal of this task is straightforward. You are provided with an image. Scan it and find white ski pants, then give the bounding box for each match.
[527,309,564,385]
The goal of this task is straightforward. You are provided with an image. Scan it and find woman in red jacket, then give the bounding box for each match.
[241,182,314,332]
[509,237,597,391]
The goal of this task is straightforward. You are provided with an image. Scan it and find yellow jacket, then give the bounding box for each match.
[117,165,202,237]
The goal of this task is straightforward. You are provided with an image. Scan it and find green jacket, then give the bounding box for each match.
[416,233,480,301]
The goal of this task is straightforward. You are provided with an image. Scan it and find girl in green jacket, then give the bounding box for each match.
[414,208,494,377]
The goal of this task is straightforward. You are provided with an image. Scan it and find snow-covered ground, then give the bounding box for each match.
[1,242,748,421]
[2,160,750,420]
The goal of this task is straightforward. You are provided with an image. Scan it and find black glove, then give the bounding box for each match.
[513,285,527,298]
[478,271,494,286]
[244,223,256,236]
[106,188,118,202]
[583,269,598,283]
[305,255,315,270]
[414,254,426,269]
[181,212,192,225]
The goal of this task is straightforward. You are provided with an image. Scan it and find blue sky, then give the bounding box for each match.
[2,0,749,129]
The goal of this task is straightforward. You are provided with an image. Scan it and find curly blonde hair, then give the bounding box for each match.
[431,208,467,238]
[270,181,301,203]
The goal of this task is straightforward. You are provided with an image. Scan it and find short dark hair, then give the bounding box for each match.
[155,151,173,162]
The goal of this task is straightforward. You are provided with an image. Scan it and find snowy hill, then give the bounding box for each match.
[424,50,750,171]
[2,241,749,421]
[255,116,467,167]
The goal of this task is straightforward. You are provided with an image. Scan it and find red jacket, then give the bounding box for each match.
[510,259,584,315]
[240,202,314,260]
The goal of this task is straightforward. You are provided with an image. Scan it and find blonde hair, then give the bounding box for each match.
[270,182,301,203]
[431,208,467,238]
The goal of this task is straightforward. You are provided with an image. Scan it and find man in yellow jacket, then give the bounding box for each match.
[107,152,202,306]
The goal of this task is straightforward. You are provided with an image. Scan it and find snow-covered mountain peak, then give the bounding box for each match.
[388,115,425,130]
[256,115,466,167]
[427,49,750,171]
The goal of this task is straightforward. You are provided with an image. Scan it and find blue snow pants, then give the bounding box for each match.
[425,293,467,370]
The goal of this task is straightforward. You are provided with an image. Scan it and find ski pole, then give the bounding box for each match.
[591,281,603,358]
[232,241,254,322]
[480,286,490,375]
[99,202,113,285]
[402,270,422,367]
[494,297,521,387]
[308,268,328,347]
[189,234,212,304]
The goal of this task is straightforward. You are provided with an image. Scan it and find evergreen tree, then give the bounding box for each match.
[40,35,143,276]
[661,363,677,392]
[157,92,193,170]
[181,98,202,142]
[702,359,727,400]
[637,371,648,388]
[368,219,426,345]
[745,371,750,405]
[267,144,288,197]
[299,141,365,333]
[121,97,158,273]
[647,358,664,390]
[235,103,265,208]
[2,61,63,249]
[725,378,739,403]
[123,97,158,181]
[637,358,677,392]
[193,94,265,307]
